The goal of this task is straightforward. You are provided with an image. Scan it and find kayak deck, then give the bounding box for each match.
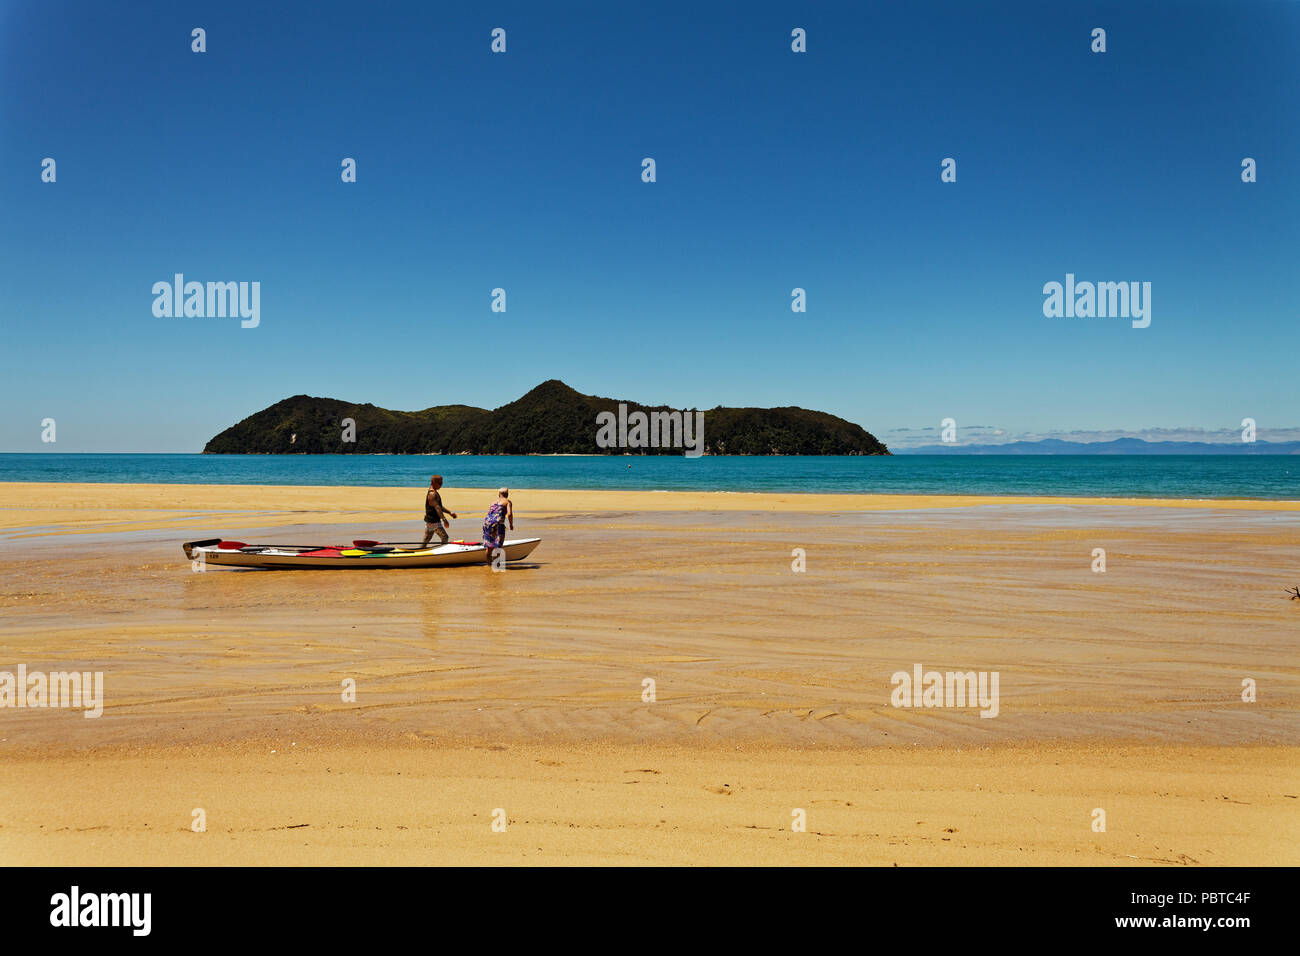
[183,537,541,569]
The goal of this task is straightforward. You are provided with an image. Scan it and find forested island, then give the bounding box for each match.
[203,380,890,456]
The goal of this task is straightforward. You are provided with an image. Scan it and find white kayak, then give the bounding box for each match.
[182,537,541,569]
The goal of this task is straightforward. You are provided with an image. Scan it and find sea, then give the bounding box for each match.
[1,454,1297,499]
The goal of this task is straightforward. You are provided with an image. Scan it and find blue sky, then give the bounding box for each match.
[2,0,1297,451]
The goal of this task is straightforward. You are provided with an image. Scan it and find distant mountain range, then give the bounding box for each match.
[895,438,1300,455]
[203,380,890,455]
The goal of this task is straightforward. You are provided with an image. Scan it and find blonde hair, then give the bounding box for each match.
[499,487,509,498]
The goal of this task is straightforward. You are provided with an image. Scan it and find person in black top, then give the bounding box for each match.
[420,475,457,548]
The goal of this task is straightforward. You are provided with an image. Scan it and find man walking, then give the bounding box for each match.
[421,475,458,548]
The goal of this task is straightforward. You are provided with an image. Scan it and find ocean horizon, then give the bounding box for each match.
[2,453,1296,500]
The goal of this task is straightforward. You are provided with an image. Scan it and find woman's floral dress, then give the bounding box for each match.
[482,501,507,550]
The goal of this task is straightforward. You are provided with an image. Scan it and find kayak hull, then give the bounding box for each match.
[187,538,541,569]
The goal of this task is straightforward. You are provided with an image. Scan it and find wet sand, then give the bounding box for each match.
[1,482,1296,865]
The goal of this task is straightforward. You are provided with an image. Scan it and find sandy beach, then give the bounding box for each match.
[1,482,1296,865]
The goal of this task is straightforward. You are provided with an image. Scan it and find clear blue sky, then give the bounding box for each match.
[2,0,1297,451]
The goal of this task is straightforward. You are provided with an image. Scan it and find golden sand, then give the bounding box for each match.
[0,482,1296,865]
[2,742,1292,866]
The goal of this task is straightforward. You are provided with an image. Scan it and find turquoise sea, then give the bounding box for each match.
[1,454,1297,499]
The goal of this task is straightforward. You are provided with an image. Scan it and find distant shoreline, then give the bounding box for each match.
[2,450,1296,457]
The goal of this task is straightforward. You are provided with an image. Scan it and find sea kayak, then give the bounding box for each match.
[182,537,541,569]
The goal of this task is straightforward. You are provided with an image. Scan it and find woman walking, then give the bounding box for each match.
[481,487,513,563]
